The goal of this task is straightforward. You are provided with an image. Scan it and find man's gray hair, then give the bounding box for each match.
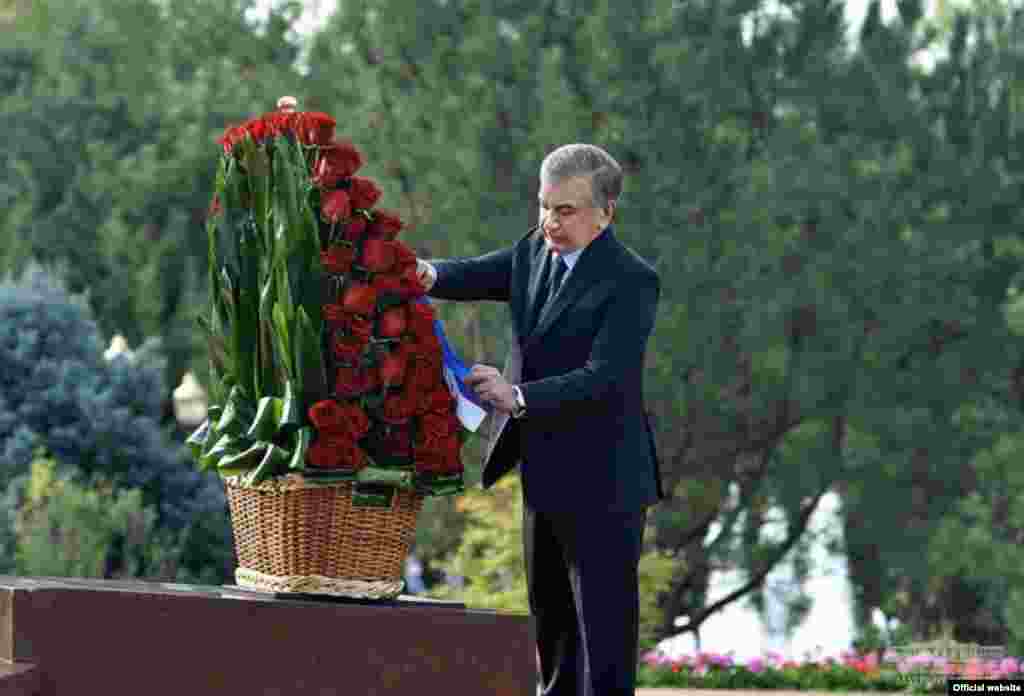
[540,144,623,210]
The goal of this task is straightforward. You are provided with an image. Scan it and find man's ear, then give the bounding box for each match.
[606,199,617,224]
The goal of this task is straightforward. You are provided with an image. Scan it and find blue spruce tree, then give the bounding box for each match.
[0,264,232,581]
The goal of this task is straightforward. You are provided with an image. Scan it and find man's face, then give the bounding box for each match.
[537,175,614,255]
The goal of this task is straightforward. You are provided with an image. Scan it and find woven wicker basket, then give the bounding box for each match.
[223,474,423,599]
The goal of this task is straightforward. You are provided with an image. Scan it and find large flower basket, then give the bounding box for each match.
[187,97,467,599]
[224,476,422,598]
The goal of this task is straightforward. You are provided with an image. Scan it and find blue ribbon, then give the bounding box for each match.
[415,297,489,431]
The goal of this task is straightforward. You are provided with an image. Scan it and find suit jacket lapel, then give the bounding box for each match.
[523,241,553,338]
[525,228,616,351]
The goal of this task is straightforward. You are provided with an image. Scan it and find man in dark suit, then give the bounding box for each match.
[416,143,662,696]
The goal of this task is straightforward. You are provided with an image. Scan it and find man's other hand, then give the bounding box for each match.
[416,259,437,292]
[464,364,517,413]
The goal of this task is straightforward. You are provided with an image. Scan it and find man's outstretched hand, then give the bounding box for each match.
[416,259,437,292]
[464,364,517,413]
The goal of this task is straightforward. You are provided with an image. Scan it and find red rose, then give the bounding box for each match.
[309,400,345,432]
[380,390,417,424]
[404,359,443,412]
[332,311,372,361]
[206,194,222,220]
[366,210,404,241]
[361,239,396,273]
[337,438,368,470]
[415,435,461,474]
[309,435,367,470]
[245,117,269,142]
[417,329,443,357]
[342,216,368,244]
[422,390,455,418]
[340,281,378,316]
[378,350,408,387]
[261,112,297,140]
[313,140,364,188]
[372,273,405,298]
[307,436,343,468]
[335,363,380,399]
[327,311,372,341]
[323,304,347,324]
[321,246,355,275]
[349,176,383,210]
[296,111,336,146]
[333,332,369,363]
[321,189,352,223]
[332,313,372,362]
[392,240,416,268]
[308,400,370,439]
[217,125,246,153]
[407,302,435,334]
[341,312,373,341]
[377,306,407,337]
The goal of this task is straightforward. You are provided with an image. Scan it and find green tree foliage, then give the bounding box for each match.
[13,453,176,579]
[0,264,233,582]
[304,0,1024,647]
[0,0,304,395]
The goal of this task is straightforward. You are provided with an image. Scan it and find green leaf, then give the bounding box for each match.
[185,419,212,465]
[244,443,290,486]
[280,380,302,428]
[218,441,267,471]
[214,386,253,436]
[271,302,294,380]
[202,433,242,470]
[296,306,328,405]
[288,426,313,471]
[245,396,284,441]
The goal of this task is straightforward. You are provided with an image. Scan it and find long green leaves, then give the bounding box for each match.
[188,132,325,482]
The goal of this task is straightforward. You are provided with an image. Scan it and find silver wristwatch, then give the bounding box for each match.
[511,385,526,419]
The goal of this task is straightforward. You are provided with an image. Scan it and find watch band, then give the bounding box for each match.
[512,385,526,419]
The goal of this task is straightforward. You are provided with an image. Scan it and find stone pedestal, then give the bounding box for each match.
[0,576,535,696]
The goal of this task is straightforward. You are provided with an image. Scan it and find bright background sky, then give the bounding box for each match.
[255,0,971,50]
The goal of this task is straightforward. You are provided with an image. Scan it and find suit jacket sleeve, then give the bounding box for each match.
[427,245,514,303]
[519,269,660,414]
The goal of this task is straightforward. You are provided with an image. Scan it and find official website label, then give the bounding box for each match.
[948,679,1024,694]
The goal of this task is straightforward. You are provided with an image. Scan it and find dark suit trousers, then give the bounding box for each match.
[523,501,647,696]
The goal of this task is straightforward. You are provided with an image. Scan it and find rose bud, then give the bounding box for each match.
[335,364,379,399]
[297,111,336,146]
[361,238,396,273]
[340,281,378,316]
[321,189,352,223]
[377,305,408,337]
[366,209,404,241]
[378,350,408,387]
[333,333,368,363]
[349,176,383,210]
[391,240,416,267]
[307,437,343,468]
[321,246,355,275]
[322,303,348,324]
[313,140,364,189]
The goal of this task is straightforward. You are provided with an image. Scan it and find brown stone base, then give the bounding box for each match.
[0,576,534,696]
